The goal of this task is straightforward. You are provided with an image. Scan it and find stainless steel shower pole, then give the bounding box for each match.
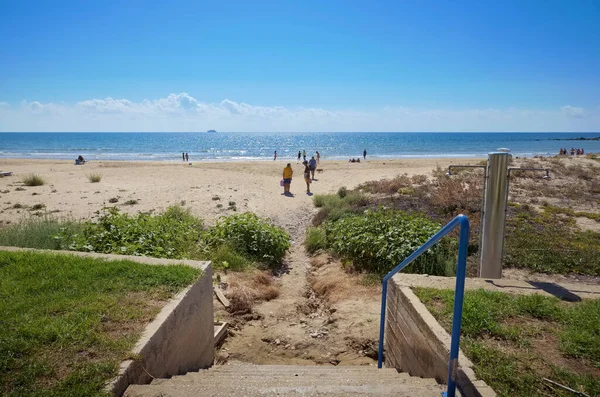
[479,151,511,279]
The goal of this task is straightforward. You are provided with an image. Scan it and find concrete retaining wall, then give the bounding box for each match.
[0,247,214,397]
[384,275,496,397]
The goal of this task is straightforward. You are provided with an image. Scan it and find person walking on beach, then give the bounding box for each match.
[182,152,185,161]
[274,151,277,161]
[282,163,293,195]
[363,149,367,160]
[309,156,317,180]
[316,151,320,164]
[185,152,189,162]
[303,161,311,194]
[302,150,306,161]
[297,151,301,163]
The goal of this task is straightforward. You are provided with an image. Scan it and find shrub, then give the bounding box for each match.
[87,173,102,183]
[204,213,290,265]
[124,199,138,205]
[30,204,46,211]
[108,197,119,203]
[323,209,455,275]
[60,206,203,258]
[305,227,327,254]
[337,186,348,198]
[22,174,45,186]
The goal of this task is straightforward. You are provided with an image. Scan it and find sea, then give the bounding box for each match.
[0,132,599,162]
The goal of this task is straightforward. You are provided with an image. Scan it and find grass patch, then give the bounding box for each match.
[312,191,369,225]
[0,250,200,397]
[504,205,600,275]
[210,244,249,271]
[0,217,83,249]
[414,288,600,396]
[22,174,46,186]
[87,173,102,183]
[305,227,327,254]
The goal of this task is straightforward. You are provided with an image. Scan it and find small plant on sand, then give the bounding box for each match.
[11,203,24,209]
[87,173,102,183]
[15,187,26,191]
[212,195,221,201]
[124,199,138,205]
[30,203,46,211]
[204,213,290,266]
[108,197,119,203]
[22,174,45,186]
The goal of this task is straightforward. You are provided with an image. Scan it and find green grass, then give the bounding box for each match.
[209,244,249,271]
[312,191,369,225]
[414,288,600,396]
[0,217,83,250]
[304,227,327,254]
[22,174,46,186]
[0,250,200,397]
[504,205,600,275]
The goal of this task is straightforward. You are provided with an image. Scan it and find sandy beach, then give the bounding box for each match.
[0,158,480,229]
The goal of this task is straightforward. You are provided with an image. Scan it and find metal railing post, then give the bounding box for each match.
[443,216,470,397]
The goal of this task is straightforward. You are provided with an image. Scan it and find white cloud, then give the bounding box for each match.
[561,105,586,118]
[0,93,598,132]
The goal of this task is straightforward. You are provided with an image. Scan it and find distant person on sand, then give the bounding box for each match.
[297,151,301,163]
[282,163,293,195]
[274,151,277,161]
[316,151,320,164]
[182,152,185,161]
[309,156,317,180]
[185,152,189,162]
[363,149,367,160]
[303,161,311,194]
[302,150,306,161]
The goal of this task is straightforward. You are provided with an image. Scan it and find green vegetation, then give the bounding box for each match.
[415,288,600,396]
[504,204,600,275]
[0,217,83,249]
[30,203,46,211]
[312,189,369,225]
[311,207,455,276]
[124,199,138,205]
[0,206,291,270]
[204,212,290,266]
[62,206,202,258]
[87,173,102,183]
[0,250,200,397]
[304,227,327,254]
[22,174,46,186]
[541,203,600,221]
[210,243,249,271]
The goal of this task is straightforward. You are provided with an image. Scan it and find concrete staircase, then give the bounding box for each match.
[124,362,444,397]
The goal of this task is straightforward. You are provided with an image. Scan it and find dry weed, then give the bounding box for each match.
[225,270,280,313]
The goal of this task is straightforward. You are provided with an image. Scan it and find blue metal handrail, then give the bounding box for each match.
[377,214,470,397]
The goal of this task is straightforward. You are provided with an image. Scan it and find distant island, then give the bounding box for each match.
[550,136,600,141]
[207,129,217,133]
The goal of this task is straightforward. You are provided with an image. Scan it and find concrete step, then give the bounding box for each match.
[125,363,444,397]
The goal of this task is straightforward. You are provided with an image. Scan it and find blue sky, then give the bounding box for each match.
[1,0,599,131]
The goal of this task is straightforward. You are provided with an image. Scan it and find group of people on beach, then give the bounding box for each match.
[281,152,320,196]
[182,152,189,162]
[559,148,585,156]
